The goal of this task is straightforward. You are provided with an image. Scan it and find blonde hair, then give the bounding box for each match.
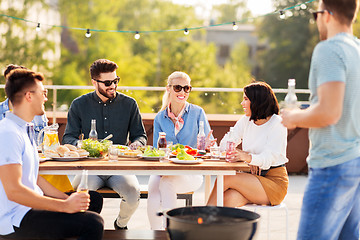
[160,71,191,111]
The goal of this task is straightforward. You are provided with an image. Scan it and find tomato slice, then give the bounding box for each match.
[186,149,198,156]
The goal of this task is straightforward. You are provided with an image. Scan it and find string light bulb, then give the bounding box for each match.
[286,11,294,17]
[300,4,307,10]
[85,29,91,38]
[232,22,238,30]
[184,28,189,35]
[36,23,41,32]
[134,31,140,39]
[279,10,286,19]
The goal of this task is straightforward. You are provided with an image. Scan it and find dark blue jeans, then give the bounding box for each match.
[1,191,104,240]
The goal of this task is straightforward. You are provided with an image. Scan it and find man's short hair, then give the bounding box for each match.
[244,81,280,122]
[3,64,27,80]
[323,0,359,25]
[5,69,44,106]
[90,59,118,80]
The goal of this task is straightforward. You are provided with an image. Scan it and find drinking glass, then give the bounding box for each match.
[210,146,220,160]
[108,145,119,162]
[167,141,173,156]
[158,148,168,163]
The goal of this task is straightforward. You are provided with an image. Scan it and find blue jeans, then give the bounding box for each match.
[297,157,360,240]
[73,175,140,227]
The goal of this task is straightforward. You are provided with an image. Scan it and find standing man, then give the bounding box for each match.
[281,0,360,239]
[63,58,147,230]
[0,69,104,239]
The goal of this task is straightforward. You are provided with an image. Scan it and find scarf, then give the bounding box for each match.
[167,103,187,136]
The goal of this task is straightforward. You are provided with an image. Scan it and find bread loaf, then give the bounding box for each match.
[44,150,60,158]
[64,151,80,158]
[64,144,77,151]
[75,149,89,157]
[56,145,70,157]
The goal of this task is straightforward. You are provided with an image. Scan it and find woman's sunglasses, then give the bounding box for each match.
[170,85,192,93]
[93,76,120,87]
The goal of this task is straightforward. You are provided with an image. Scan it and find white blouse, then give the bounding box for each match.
[220,114,288,170]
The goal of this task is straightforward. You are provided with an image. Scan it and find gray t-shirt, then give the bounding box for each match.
[308,33,360,168]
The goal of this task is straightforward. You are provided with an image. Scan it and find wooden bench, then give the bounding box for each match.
[97,187,193,207]
[0,230,169,240]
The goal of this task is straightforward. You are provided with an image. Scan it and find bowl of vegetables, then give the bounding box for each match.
[81,139,112,158]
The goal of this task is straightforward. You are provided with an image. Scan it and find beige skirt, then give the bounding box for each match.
[254,166,289,206]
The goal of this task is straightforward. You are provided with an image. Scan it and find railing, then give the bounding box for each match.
[0,84,311,123]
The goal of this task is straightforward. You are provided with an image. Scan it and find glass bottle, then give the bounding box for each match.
[77,170,88,193]
[197,121,206,151]
[89,119,98,140]
[157,132,167,149]
[225,127,236,162]
[284,79,298,109]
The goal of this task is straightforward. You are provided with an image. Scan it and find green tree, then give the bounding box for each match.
[354,12,360,37]
[0,0,55,99]
[212,0,251,24]
[36,0,253,114]
[256,0,318,91]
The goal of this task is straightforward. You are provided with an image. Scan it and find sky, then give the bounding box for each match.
[171,0,274,17]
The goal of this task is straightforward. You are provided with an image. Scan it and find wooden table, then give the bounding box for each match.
[39,158,249,206]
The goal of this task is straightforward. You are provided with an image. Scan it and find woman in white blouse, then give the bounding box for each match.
[207,81,289,207]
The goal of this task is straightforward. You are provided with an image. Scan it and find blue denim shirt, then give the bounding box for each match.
[0,98,48,145]
[153,103,213,148]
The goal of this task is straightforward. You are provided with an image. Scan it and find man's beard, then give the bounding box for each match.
[98,85,116,100]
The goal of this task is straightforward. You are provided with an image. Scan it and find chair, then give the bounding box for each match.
[241,202,289,240]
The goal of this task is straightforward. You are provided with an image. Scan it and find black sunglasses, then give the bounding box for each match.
[93,76,120,87]
[170,85,192,93]
[311,10,333,21]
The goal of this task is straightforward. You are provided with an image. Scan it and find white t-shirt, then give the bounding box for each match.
[220,114,288,170]
[0,113,43,235]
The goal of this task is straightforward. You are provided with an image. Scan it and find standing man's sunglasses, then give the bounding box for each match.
[170,85,192,93]
[93,76,120,87]
[311,10,333,21]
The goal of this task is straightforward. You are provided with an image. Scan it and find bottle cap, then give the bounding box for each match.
[288,79,296,86]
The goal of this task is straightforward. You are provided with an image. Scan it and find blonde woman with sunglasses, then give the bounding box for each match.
[147,71,215,230]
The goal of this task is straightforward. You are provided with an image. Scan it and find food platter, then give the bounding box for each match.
[86,156,104,160]
[171,158,203,164]
[50,157,88,161]
[139,155,162,161]
[118,154,139,158]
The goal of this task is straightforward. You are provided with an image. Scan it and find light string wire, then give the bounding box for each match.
[0,0,316,36]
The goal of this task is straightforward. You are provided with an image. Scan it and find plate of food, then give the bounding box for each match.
[43,144,90,161]
[139,155,162,161]
[171,158,203,164]
[117,148,142,158]
[139,146,165,160]
[50,156,88,161]
[170,149,202,164]
[81,139,112,158]
[171,145,198,157]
